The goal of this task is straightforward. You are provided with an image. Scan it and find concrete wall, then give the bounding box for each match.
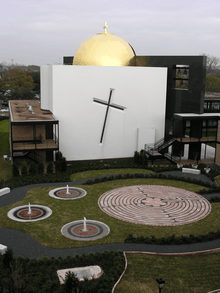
[40,65,53,112]
[41,65,167,161]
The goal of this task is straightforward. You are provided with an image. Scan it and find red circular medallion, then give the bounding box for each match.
[56,190,79,198]
[17,208,43,219]
[71,224,99,236]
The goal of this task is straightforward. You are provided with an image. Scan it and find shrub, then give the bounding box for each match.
[46,161,54,174]
[55,151,63,161]
[12,163,19,177]
[21,161,28,176]
[61,157,67,172]
[124,229,220,245]
[54,160,62,173]
[29,162,37,175]
[62,271,81,292]
[134,151,139,164]
[55,156,67,173]
[134,150,148,166]
[37,162,44,174]
[85,179,94,185]
[2,248,14,269]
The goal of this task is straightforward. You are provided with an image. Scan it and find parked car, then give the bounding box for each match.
[0,108,9,112]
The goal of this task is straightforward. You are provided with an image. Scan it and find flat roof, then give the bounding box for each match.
[9,100,57,122]
[174,113,220,120]
[205,92,220,100]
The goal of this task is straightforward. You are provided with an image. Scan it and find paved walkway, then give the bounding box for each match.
[0,171,220,258]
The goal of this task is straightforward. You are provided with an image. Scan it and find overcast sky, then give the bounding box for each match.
[1,0,220,66]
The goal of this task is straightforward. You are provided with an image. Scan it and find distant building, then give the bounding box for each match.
[9,100,58,162]
[204,92,220,112]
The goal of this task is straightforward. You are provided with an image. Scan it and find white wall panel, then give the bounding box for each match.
[40,65,53,112]
[41,65,167,161]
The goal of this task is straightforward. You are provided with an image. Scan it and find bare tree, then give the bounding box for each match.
[202,54,220,77]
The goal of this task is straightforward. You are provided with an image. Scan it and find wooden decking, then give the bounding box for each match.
[13,139,58,151]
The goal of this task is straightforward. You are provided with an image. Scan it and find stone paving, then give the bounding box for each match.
[98,185,211,226]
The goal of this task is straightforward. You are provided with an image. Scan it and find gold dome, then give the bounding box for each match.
[73,25,136,66]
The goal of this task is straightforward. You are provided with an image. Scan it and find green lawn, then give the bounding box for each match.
[0,177,218,249]
[0,119,10,156]
[0,119,12,181]
[215,175,220,184]
[0,119,9,132]
[115,253,220,293]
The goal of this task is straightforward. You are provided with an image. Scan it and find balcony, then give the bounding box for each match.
[13,139,58,151]
[175,136,216,143]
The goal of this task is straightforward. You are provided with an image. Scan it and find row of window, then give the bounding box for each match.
[185,120,218,128]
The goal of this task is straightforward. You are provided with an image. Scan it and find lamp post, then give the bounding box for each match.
[156,277,165,293]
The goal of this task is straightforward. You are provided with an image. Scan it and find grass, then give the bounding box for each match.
[0,119,12,181]
[115,253,220,293]
[0,177,218,249]
[215,175,220,184]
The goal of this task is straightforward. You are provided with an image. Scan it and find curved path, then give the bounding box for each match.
[0,172,220,258]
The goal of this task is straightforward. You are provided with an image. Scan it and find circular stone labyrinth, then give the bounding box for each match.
[61,220,110,241]
[49,187,87,200]
[8,205,52,222]
[98,185,211,226]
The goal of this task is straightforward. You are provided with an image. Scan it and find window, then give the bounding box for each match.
[174,65,189,90]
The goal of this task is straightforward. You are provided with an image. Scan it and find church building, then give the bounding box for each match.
[10,22,220,165]
[40,22,167,162]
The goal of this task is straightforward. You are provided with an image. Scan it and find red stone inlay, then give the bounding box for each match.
[71,225,99,236]
[57,190,79,198]
[18,208,43,218]
[98,185,211,226]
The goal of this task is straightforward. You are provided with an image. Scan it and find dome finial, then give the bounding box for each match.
[103,21,108,33]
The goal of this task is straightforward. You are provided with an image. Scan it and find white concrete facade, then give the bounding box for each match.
[41,65,167,161]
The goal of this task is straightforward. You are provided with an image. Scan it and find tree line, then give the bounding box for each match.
[0,67,40,101]
[203,54,220,92]
[0,55,220,102]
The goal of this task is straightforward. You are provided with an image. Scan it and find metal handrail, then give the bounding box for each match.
[157,138,175,152]
[144,137,164,152]
[145,138,178,164]
[154,137,165,149]
[144,144,155,156]
[145,138,174,154]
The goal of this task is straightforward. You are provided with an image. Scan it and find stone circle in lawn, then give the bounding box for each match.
[8,204,52,222]
[61,219,110,241]
[49,186,87,200]
[98,185,211,226]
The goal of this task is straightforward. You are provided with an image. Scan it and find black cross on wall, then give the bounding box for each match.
[93,89,126,143]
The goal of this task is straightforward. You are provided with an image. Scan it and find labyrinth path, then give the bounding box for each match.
[98,185,211,226]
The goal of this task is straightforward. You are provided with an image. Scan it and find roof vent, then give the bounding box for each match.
[28,105,35,115]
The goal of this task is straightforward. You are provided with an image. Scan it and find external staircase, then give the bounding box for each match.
[26,151,45,163]
[145,138,177,163]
